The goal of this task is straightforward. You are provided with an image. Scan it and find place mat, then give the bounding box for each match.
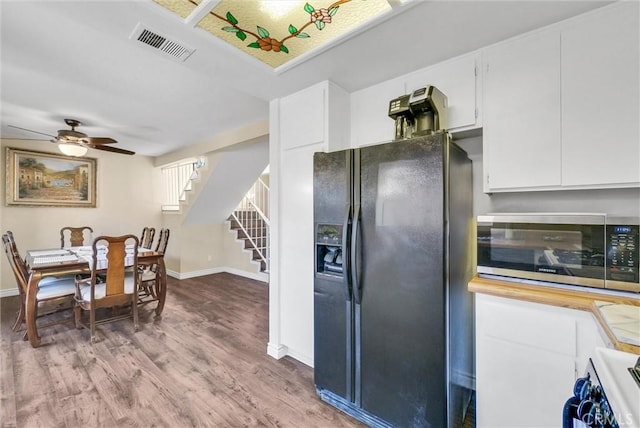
[28,249,70,257]
[31,254,78,265]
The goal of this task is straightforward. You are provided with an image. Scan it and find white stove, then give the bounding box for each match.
[593,348,640,427]
[564,347,640,427]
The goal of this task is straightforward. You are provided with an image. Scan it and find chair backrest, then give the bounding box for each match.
[145,229,170,275]
[5,231,20,258]
[2,232,28,294]
[154,228,170,254]
[60,226,93,248]
[90,235,139,299]
[140,227,155,249]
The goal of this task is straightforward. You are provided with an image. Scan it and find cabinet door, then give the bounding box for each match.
[476,294,578,428]
[279,143,320,362]
[477,337,575,428]
[483,30,561,191]
[280,84,325,150]
[561,2,640,187]
[350,78,404,147]
[404,53,479,131]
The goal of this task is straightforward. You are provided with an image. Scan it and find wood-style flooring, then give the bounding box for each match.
[1,273,476,427]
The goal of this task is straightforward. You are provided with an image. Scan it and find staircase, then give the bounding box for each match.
[228,210,269,272]
[161,159,203,212]
[227,176,270,273]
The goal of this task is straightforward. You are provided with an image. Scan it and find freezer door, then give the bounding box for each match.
[313,150,354,400]
[357,135,447,427]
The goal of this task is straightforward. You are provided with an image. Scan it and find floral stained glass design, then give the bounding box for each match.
[153,0,391,69]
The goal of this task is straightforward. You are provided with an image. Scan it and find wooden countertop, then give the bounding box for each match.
[469,275,640,354]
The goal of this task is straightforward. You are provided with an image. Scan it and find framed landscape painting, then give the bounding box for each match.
[5,147,97,207]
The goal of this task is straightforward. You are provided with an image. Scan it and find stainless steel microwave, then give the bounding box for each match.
[477,214,639,293]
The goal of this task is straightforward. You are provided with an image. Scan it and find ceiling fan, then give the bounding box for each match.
[8,118,135,156]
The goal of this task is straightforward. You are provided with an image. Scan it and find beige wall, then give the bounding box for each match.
[1,139,266,294]
[1,138,163,293]
[160,150,265,278]
[161,216,263,278]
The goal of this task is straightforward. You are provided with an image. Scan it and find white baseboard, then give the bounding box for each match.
[168,267,225,280]
[224,267,268,283]
[267,343,313,369]
[285,347,314,368]
[267,342,289,359]
[267,343,315,369]
[0,288,19,298]
[167,267,268,283]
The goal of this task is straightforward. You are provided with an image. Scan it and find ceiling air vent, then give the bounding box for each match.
[130,23,195,62]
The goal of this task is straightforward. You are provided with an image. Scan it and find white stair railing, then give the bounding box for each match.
[161,159,201,211]
[230,177,270,271]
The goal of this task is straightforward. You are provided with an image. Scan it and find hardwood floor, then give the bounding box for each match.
[1,273,362,427]
[1,273,476,427]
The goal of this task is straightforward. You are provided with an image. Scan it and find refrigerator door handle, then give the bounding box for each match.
[342,204,352,301]
[351,203,362,304]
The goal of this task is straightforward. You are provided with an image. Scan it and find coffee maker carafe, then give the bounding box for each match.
[409,86,447,135]
[388,94,414,140]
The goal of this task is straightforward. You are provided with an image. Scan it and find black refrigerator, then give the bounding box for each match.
[313,133,474,428]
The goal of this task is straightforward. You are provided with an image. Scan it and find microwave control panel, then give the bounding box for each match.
[606,224,639,283]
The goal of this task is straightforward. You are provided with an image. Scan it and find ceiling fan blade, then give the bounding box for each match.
[90,144,135,155]
[8,124,56,138]
[80,137,117,145]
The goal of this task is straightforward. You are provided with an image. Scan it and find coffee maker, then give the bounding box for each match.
[388,86,447,140]
[409,85,447,136]
[388,94,413,140]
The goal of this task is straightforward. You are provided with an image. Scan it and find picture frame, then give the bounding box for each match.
[5,147,97,207]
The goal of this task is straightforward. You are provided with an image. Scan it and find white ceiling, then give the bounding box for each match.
[0,0,611,157]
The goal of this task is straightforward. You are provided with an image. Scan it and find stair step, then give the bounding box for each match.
[228,215,269,274]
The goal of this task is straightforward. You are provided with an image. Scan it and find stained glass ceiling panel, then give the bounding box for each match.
[153,0,392,69]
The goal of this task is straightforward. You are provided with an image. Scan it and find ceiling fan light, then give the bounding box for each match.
[58,143,88,157]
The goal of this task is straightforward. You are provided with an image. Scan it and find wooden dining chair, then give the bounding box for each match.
[140,227,155,249]
[139,228,170,301]
[8,231,75,284]
[60,226,93,248]
[2,232,76,337]
[74,235,140,342]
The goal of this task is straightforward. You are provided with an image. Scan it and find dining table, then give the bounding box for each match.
[24,246,167,348]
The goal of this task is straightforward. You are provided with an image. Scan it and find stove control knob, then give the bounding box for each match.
[578,400,599,426]
[574,376,591,399]
[591,384,603,402]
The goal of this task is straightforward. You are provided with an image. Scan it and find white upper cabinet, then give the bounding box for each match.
[561,1,640,187]
[483,29,562,191]
[280,81,350,152]
[482,2,640,192]
[404,53,480,131]
[350,78,405,147]
[279,83,325,150]
[350,52,480,147]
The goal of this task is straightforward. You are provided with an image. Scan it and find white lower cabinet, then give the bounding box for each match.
[475,294,607,428]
